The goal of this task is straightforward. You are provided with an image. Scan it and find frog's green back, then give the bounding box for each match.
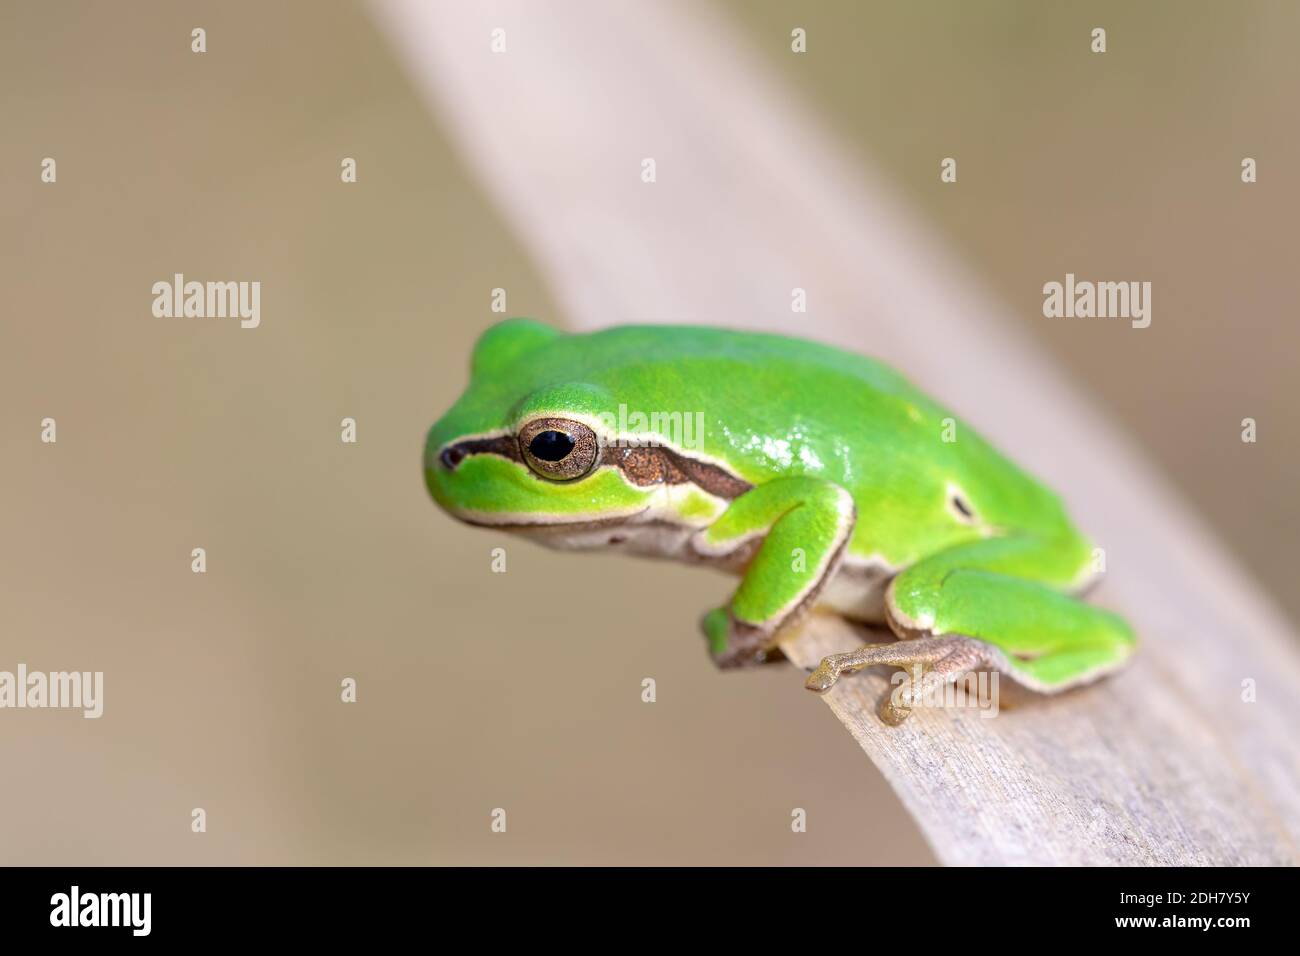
[432,321,1079,565]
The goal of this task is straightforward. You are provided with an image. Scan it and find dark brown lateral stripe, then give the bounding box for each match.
[601,445,683,487]
[603,445,751,499]
[443,433,752,501]
[661,446,752,499]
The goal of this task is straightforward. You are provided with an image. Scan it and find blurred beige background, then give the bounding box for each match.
[1,0,1293,865]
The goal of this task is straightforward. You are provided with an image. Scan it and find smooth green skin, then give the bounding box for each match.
[425,319,1136,689]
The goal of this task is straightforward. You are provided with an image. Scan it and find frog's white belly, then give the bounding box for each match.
[520,517,894,624]
[815,565,891,623]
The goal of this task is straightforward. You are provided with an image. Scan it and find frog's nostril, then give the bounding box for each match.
[439,445,466,470]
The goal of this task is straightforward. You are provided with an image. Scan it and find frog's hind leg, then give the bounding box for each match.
[695,477,855,669]
[807,535,1137,720]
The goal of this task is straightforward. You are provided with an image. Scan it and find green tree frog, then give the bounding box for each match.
[425,319,1136,722]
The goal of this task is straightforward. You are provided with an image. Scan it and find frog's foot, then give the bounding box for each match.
[701,607,782,669]
[805,634,995,723]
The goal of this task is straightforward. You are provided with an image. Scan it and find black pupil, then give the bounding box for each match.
[529,430,575,462]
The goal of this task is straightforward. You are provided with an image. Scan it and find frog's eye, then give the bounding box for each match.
[518,418,599,481]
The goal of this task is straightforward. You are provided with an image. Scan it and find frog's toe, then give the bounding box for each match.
[700,607,731,657]
[804,663,840,693]
[878,696,915,726]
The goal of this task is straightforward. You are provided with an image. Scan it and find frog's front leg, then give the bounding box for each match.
[694,477,855,669]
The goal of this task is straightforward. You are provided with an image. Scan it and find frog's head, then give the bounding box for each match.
[424,319,655,534]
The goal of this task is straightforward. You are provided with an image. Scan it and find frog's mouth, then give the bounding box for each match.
[456,507,712,562]
[453,507,652,533]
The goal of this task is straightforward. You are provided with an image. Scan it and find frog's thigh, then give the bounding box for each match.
[886,538,1136,691]
[696,477,854,664]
